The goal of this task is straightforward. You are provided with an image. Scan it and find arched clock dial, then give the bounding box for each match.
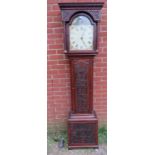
[69,16,94,51]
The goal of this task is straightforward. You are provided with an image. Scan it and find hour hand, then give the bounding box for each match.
[80,37,87,47]
[80,31,85,40]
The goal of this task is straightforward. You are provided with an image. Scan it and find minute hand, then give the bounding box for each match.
[81,37,87,48]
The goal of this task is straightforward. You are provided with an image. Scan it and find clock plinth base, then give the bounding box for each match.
[68,111,98,149]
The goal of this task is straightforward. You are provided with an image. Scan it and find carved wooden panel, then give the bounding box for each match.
[61,10,102,22]
[75,61,89,113]
[71,58,93,113]
[69,122,97,145]
[59,3,103,22]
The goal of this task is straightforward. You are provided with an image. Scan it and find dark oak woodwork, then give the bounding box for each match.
[59,3,104,149]
[70,57,93,113]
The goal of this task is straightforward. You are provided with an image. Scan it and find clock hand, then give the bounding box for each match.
[81,37,87,48]
[78,28,87,48]
[80,30,86,41]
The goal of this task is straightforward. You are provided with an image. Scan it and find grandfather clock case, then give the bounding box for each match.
[59,3,104,149]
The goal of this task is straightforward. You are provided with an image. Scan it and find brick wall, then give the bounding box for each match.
[47,0,107,128]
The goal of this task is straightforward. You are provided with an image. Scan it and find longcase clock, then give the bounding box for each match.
[59,3,104,149]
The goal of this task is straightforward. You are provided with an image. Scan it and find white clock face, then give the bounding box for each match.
[69,16,94,51]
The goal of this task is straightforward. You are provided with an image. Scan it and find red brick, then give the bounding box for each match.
[47,11,61,16]
[47,22,62,29]
[48,44,64,50]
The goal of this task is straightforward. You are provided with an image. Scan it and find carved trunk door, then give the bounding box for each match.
[71,58,93,113]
